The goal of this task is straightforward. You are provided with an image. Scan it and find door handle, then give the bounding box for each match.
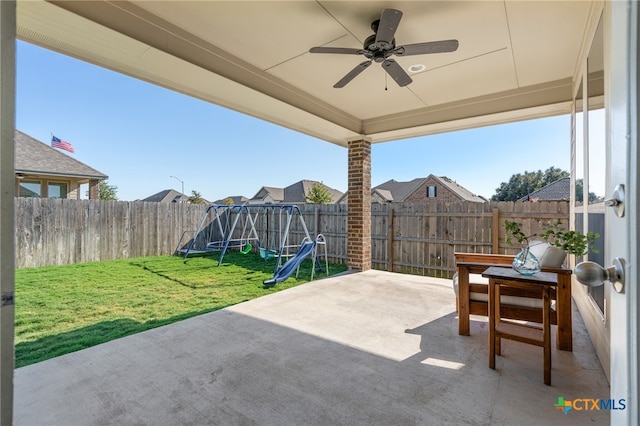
[605,184,625,217]
[575,258,626,293]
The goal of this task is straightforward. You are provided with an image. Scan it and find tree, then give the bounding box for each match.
[575,179,601,203]
[98,181,118,200]
[491,167,569,201]
[223,197,235,206]
[188,190,206,205]
[305,182,334,204]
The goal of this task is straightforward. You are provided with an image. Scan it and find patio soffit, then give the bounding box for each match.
[17,1,601,147]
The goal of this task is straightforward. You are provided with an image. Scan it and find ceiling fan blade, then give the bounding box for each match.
[375,9,403,44]
[309,47,365,55]
[382,59,412,87]
[334,61,372,88]
[395,40,459,56]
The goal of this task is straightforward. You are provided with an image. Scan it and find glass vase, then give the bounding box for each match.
[512,247,541,275]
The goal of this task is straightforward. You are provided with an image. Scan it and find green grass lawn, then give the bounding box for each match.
[15,251,348,368]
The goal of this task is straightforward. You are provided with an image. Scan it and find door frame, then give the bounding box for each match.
[606,0,639,423]
[570,1,611,381]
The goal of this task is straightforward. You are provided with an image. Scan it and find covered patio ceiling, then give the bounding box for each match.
[16,1,598,146]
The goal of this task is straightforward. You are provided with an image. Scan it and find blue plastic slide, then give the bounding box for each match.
[263,240,315,287]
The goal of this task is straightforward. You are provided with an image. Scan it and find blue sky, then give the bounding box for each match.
[16,41,570,202]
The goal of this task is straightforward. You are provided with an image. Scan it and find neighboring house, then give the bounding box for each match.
[141,189,192,203]
[248,186,284,204]
[425,175,487,203]
[249,180,343,204]
[15,130,107,200]
[338,175,486,204]
[212,195,249,205]
[518,177,570,202]
[371,188,394,204]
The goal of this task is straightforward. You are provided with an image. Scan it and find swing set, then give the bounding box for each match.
[176,205,259,266]
[175,204,312,269]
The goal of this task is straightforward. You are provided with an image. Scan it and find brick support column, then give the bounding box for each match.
[347,139,371,271]
[88,179,99,200]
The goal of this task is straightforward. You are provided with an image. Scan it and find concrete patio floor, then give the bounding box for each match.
[14,270,609,425]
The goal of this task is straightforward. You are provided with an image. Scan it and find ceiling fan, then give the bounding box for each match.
[309,9,459,88]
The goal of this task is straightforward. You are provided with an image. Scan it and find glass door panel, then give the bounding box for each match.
[586,16,605,315]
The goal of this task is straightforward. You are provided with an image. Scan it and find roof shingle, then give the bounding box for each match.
[518,177,570,201]
[15,130,107,179]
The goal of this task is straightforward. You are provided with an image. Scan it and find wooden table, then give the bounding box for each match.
[483,267,559,385]
[455,253,573,352]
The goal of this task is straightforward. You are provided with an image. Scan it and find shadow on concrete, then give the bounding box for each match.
[14,271,610,426]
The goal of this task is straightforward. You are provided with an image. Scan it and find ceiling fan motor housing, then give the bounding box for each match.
[364,32,396,62]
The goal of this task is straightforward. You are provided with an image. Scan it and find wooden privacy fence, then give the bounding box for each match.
[374,201,569,278]
[15,198,569,277]
[15,198,208,268]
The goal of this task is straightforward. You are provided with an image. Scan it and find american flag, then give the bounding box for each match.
[51,135,75,153]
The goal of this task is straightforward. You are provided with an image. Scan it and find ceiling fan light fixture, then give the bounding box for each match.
[408,64,426,73]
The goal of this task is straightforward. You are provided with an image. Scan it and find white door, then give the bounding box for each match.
[600,1,638,424]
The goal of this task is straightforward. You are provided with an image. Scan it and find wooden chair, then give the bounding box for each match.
[454,252,573,351]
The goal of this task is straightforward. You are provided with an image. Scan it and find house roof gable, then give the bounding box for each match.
[252,180,343,204]
[518,177,570,201]
[374,178,426,202]
[250,186,284,202]
[283,181,307,203]
[288,179,343,203]
[213,195,248,205]
[373,188,393,202]
[141,189,188,203]
[430,175,486,202]
[14,130,108,180]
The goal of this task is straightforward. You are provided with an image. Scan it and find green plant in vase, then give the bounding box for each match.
[505,219,601,274]
[504,220,535,247]
[504,220,541,275]
[539,219,600,257]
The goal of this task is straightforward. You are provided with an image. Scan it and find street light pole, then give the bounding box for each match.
[170,176,185,249]
[170,175,185,202]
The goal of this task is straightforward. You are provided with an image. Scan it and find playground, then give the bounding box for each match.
[176,204,331,286]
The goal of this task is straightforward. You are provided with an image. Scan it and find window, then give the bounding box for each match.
[48,182,68,199]
[427,186,437,198]
[573,15,605,316]
[19,181,41,198]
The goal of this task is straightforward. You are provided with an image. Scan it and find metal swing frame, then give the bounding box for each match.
[178,205,260,265]
[176,204,313,270]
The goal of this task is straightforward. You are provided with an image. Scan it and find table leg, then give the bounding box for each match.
[458,265,470,336]
[543,286,551,385]
[556,274,572,351]
[495,284,501,356]
[488,278,496,369]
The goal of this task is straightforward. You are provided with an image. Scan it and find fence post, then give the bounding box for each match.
[387,207,395,272]
[492,207,500,253]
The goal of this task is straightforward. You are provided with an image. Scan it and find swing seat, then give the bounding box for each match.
[240,243,252,254]
[259,247,277,260]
